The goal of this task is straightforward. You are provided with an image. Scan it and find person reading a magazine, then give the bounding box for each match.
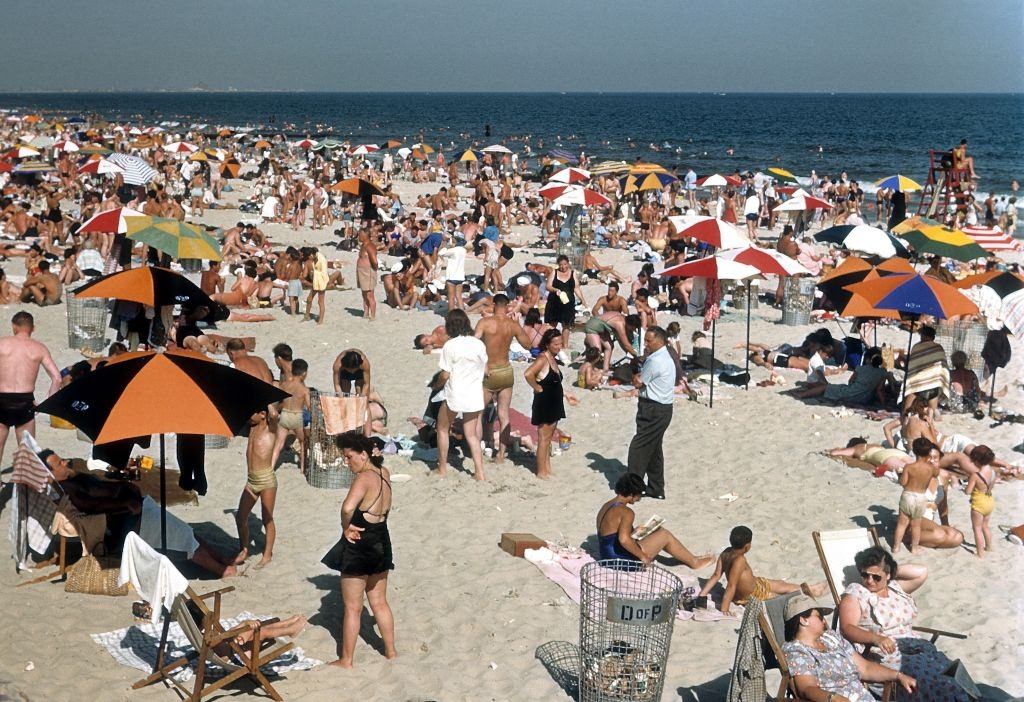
[595,474,715,570]
[698,525,827,616]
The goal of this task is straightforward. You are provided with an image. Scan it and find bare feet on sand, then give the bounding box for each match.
[233,548,248,565]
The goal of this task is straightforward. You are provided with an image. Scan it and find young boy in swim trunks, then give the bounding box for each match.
[964,445,996,559]
[236,410,278,569]
[699,525,826,616]
[892,438,941,555]
[273,359,310,473]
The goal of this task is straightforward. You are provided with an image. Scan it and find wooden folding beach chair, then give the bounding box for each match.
[754,593,809,701]
[811,527,966,646]
[132,586,294,701]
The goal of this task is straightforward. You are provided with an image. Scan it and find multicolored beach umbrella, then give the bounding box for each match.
[890,215,943,234]
[73,266,214,309]
[126,217,222,261]
[548,167,591,184]
[589,160,630,175]
[538,184,611,207]
[815,224,909,258]
[453,149,484,162]
[953,270,1024,300]
[874,174,923,192]
[845,273,978,320]
[621,171,678,194]
[349,144,380,156]
[898,225,987,262]
[78,207,144,234]
[330,177,386,198]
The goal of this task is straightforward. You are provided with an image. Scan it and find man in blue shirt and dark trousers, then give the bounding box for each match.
[627,326,676,499]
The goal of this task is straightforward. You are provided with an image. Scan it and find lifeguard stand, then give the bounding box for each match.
[916,149,972,218]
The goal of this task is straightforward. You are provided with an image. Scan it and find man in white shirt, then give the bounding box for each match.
[743,188,761,240]
[685,168,698,209]
[627,326,676,499]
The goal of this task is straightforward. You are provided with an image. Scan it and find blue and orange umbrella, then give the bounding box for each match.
[844,273,979,399]
[621,171,678,194]
[875,174,923,192]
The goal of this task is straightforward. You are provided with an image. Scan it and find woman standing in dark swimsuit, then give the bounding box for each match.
[544,254,586,351]
[525,329,578,479]
[322,432,396,668]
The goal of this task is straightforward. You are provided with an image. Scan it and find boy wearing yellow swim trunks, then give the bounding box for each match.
[964,445,996,559]
[698,526,827,615]
[235,410,278,569]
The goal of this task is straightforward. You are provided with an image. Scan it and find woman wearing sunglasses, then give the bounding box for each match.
[839,546,973,700]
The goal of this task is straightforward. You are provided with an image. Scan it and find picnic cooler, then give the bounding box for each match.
[781,276,815,326]
[304,389,366,490]
[579,560,683,701]
[66,287,110,352]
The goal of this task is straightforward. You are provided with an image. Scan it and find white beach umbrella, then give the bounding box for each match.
[482,144,512,154]
[53,140,80,153]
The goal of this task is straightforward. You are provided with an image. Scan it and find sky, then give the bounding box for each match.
[1,0,1022,92]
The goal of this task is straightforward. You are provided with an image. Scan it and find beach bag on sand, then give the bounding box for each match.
[65,553,129,597]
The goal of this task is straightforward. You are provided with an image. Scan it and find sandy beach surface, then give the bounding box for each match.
[1,178,1022,702]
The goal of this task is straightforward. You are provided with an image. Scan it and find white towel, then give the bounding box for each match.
[118,532,189,624]
[137,496,200,558]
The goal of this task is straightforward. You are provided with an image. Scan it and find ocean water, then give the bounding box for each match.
[2,92,1021,196]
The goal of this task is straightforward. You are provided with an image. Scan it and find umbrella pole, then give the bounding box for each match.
[989,368,997,418]
[709,317,717,409]
[744,283,751,390]
[899,320,915,405]
[159,433,167,553]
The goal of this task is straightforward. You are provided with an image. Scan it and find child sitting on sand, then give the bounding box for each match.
[948,350,981,415]
[698,525,826,616]
[576,347,605,389]
[964,445,997,558]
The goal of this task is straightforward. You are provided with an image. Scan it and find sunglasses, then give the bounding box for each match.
[859,571,885,583]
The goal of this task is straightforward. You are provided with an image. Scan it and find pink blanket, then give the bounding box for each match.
[523,547,737,623]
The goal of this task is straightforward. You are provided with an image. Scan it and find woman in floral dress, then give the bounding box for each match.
[839,547,972,701]
[783,594,915,702]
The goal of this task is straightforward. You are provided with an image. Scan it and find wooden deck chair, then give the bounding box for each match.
[811,527,967,646]
[132,586,294,701]
[754,592,809,701]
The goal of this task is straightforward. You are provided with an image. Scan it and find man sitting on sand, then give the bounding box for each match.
[698,525,827,616]
[19,259,63,306]
[596,474,714,570]
[40,449,237,577]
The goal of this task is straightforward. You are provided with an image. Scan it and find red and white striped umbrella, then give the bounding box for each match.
[77,158,125,176]
[293,138,318,149]
[53,140,80,153]
[78,207,145,234]
[5,145,40,159]
[669,215,750,249]
[717,246,811,277]
[349,144,380,156]
[963,226,1021,253]
[696,173,730,188]
[659,255,760,280]
[163,141,199,154]
[539,184,611,207]
[548,167,591,184]
[774,193,833,211]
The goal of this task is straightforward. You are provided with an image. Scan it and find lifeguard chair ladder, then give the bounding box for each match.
[916,149,971,218]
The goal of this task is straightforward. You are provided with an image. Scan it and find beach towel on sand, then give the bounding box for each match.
[523,546,734,623]
[320,395,367,435]
[92,613,321,682]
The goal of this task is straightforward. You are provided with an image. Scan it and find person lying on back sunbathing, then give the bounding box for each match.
[699,525,827,616]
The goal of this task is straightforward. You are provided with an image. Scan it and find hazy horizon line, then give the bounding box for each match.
[0,89,1022,97]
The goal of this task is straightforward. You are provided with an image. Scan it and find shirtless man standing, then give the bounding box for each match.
[591,281,629,316]
[0,312,62,465]
[474,293,531,462]
[235,410,278,568]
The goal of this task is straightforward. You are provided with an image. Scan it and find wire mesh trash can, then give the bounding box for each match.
[579,560,683,701]
[66,290,109,352]
[781,276,815,326]
[935,319,988,380]
[304,389,354,490]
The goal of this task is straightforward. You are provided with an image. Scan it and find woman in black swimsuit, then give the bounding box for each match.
[525,329,577,479]
[544,254,586,350]
[321,432,396,668]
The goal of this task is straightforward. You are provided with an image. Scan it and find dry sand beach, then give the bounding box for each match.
[1,178,1022,702]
